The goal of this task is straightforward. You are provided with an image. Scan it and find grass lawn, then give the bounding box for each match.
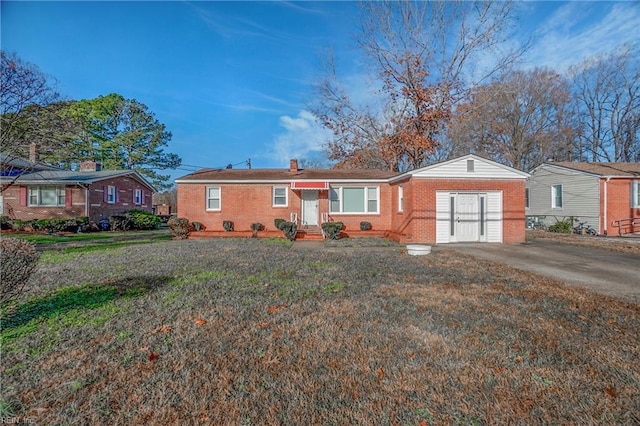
[1,237,638,424]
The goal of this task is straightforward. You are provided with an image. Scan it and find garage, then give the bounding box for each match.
[436,191,503,243]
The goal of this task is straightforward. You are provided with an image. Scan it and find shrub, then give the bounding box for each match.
[322,221,343,240]
[109,215,132,231]
[167,217,190,239]
[128,210,161,230]
[360,221,372,231]
[0,238,40,305]
[274,218,286,230]
[223,220,234,232]
[0,216,12,230]
[250,223,263,237]
[280,221,297,241]
[11,220,29,231]
[548,217,573,234]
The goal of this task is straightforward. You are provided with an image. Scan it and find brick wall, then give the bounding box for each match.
[602,178,640,235]
[1,176,153,222]
[392,178,526,244]
[177,183,395,232]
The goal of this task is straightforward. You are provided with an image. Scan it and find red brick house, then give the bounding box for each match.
[527,162,640,235]
[1,160,156,222]
[176,155,529,244]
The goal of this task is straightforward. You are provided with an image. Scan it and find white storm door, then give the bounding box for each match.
[301,190,318,226]
[456,193,479,242]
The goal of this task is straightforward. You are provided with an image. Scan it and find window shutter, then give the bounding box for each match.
[103,186,108,203]
[115,187,120,203]
[65,187,72,207]
[20,186,27,206]
[142,191,145,205]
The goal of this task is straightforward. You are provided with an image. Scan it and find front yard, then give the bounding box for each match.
[1,237,638,424]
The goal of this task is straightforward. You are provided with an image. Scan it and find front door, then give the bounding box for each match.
[301,190,318,227]
[456,193,479,242]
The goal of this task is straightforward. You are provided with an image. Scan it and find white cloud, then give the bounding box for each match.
[267,110,331,165]
[526,2,640,73]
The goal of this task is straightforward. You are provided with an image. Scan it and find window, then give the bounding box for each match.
[329,186,379,214]
[106,186,116,204]
[273,186,288,207]
[28,186,65,206]
[206,187,221,210]
[552,185,563,209]
[134,189,143,205]
[633,181,640,208]
[525,188,530,209]
[398,185,404,212]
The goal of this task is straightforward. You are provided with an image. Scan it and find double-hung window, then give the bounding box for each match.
[206,187,221,210]
[329,186,379,214]
[134,189,143,205]
[551,185,563,209]
[398,185,404,212]
[28,186,65,206]
[273,186,288,207]
[632,181,640,208]
[106,186,117,204]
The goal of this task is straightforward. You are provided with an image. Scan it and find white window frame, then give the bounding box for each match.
[134,189,143,205]
[398,185,404,212]
[206,186,221,211]
[632,181,640,208]
[551,184,563,209]
[107,185,116,204]
[329,186,379,214]
[28,185,65,207]
[272,186,288,207]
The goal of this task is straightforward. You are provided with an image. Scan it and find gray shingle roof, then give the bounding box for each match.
[549,162,640,177]
[176,167,398,182]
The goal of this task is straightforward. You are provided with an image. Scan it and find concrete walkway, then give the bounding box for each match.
[448,240,640,304]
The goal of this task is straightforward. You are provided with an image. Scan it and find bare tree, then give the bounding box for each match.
[1,51,60,156]
[312,0,528,171]
[570,44,640,162]
[449,68,575,171]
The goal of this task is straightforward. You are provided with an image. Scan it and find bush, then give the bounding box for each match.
[128,210,161,230]
[223,220,234,231]
[109,215,132,231]
[0,238,40,305]
[274,218,286,230]
[168,217,190,239]
[322,221,343,240]
[280,221,297,241]
[11,220,29,231]
[548,217,573,234]
[0,216,12,230]
[360,221,372,231]
[250,222,263,237]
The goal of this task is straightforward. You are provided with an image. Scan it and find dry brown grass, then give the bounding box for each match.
[528,230,640,255]
[1,238,638,424]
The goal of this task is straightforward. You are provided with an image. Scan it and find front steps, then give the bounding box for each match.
[295,226,324,241]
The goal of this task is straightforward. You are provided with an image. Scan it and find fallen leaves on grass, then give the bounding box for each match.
[148,352,159,362]
[267,304,286,314]
[193,318,207,326]
[604,386,618,398]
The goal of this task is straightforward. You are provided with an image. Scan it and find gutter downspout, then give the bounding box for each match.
[603,177,610,236]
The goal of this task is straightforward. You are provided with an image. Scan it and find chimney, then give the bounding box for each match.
[29,143,39,163]
[289,158,298,173]
[79,160,101,172]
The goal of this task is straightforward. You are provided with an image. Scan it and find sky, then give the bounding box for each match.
[1,1,639,183]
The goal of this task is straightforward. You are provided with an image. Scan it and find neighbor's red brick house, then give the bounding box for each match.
[176,155,530,244]
[1,160,156,222]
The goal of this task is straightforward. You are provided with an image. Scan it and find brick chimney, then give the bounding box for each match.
[29,143,39,163]
[289,159,298,173]
[79,160,102,172]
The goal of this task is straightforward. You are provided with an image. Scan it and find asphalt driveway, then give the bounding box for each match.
[448,240,640,304]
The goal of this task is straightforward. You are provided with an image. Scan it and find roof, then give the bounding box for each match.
[541,162,640,177]
[1,169,157,191]
[392,154,529,181]
[0,153,62,172]
[176,167,398,183]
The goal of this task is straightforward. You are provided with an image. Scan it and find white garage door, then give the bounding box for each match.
[436,191,503,243]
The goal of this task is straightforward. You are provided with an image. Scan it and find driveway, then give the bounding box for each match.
[448,240,640,304]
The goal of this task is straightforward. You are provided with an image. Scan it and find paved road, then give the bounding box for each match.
[449,240,640,304]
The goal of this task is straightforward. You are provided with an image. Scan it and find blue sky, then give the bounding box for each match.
[2,1,639,183]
